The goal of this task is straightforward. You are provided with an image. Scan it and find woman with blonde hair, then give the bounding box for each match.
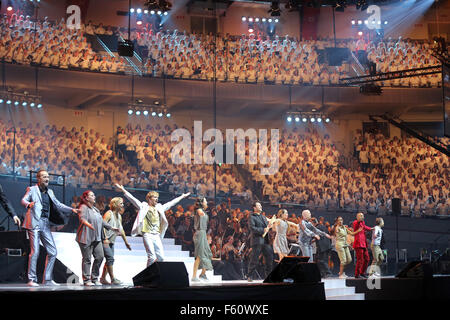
[272,209,299,261]
[100,197,132,285]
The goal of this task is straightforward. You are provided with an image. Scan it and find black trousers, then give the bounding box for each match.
[316,249,332,276]
[247,243,274,279]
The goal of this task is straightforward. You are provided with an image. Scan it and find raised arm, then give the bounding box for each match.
[159,192,190,212]
[115,183,143,209]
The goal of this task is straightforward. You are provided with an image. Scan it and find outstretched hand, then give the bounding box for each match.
[115,183,126,193]
[182,192,191,198]
[13,216,21,225]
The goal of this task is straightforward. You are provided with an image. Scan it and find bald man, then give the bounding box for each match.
[298,210,331,263]
[352,212,373,278]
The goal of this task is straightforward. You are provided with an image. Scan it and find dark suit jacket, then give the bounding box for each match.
[315,224,332,252]
[0,183,16,218]
[248,212,270,246]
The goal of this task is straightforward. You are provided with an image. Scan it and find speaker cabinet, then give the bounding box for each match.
[264,257,321,283]
[133,261,189,288]
[392,198,401,215]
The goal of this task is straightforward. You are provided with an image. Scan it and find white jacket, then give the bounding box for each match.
[126,191,186,238]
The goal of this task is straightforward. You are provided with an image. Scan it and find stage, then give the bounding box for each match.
[0,279,326,301]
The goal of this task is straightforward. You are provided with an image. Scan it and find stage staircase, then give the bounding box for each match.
[323,278,365,300]
[52,232,222,285]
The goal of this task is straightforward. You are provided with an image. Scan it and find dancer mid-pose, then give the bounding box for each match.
[191,197,213,282]
[272,209,299,261]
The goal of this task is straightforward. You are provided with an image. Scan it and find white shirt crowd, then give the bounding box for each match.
[0,13,443,87]
[0,15,127,73]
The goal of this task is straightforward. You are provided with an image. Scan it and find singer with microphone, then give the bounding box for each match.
[247,201,274,282]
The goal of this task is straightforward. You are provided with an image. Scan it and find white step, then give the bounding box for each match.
[326,293,365,300]
[323,278,365,301]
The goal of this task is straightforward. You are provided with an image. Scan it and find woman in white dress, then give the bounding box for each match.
[272,209,299,261]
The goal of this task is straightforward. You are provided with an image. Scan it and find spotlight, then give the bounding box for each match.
[163,11,168,16]
[325,118,330,123]
[150,10,155,14]
[255,18,260,22]
[22,101,27,107]
[144,9,149,14]
[135,110,141,115]
[248,17,253,22]
[143,110,149,116]
[377,20,381,25]
[6,100,11,105]
[351,20,355,25]
[358,31,363,36]
[317,117,322,123]
[137,20,143,25]
[357,20,362,25]
[295,116,300,123]
[136,8,142,14]
[287,116,292,122]
[248,28,254,33]
[30,102,35,107]
[364,20,368,25]
[158,112,163,117]
[14,101,19,106]
[7,6,13,12]
[157,10,162,15]
[37,103,42,109]
[310,117,316,123]
[0,98,3,104]
[274,19,279,23]
[262,18,267,22]
[152,111,157,117]
[166,113,171,118]
[128,109,133,115]
[130,8,135,13]
[242,16,246,22]
[302,117,307,123]
[268,18,273,23]
[384,21,388,25]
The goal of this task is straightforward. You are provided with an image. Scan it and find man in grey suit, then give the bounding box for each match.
[298,210,332,263]
[21,170,79,286]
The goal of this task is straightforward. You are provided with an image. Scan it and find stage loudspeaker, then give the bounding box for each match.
[396,260,433,279]
[118,40,134,57]
[133,261,189,288]
[325,47,350,66]
[263,257,321,284]
[392,198,401,215]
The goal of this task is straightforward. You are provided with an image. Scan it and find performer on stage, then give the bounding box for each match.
[247,201,274,281]
[369,217,384,277]
[332,216,362,278]
[0,183,21,226]
[76,190,119,286]
[115,184,190,266]
[352,212,373,278]
[191,197,213,282]
[21,170,79,287]
[100,197,132,285]
[298,210,332,263]
[272,209,299,261]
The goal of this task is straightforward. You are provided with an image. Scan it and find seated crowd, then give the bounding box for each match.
[0,13,443,87]
[0,14,127,73]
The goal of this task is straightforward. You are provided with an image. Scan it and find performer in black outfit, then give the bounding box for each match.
[0,183,21,226]
[247,201,274,281]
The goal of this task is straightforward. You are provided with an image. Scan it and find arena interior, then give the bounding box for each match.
[0,0,449,302]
